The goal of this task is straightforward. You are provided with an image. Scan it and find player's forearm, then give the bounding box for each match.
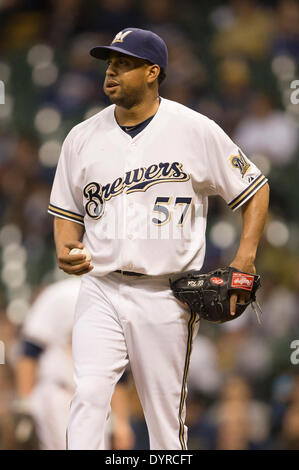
[53,217,93,275]
[111,383,135,449]
[54,217,84,253]
[232,183,269,270]
[111,383,131,423]
[15,357,38,398]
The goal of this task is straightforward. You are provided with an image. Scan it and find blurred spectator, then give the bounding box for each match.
[0,314,19,449]
[185,392,215,450]
[271,0,299,59]
[215,57,254,133]
[50,36,101,116]
[211,0,274,60]
[161,29,207,105]
[23,182,52,247]
[208,375,271,449]
[0,0,298,451]
[142,0,177,27]
[12,278,135,450]
[279,404,299,449]
[228,330,273,383]
[273,376,299,449]
[270,373,295,439]
[12,134,40,180]
[83,0,140,34]
[0,134,41,227]
[215,325,251,373]
[127,377,149,450]
[0,164,27,226]
[46,0,84,46]
[0,1,47,52]
[234,92,298,167]
[258,276,298,339]
[0,365,16,450]
[188,334,222,398]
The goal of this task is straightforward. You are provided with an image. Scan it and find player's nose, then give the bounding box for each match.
[106,62,117,76]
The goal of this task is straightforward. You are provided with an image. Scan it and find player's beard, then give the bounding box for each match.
[105,83,146,109]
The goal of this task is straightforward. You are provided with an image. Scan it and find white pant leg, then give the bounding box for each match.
[115,274,199,450]
[31,382,73,450]
[67,275,129,450]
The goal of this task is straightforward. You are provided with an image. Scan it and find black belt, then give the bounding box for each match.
[115,270,145,277]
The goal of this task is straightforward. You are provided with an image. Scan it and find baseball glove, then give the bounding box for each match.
[169,266,262,324]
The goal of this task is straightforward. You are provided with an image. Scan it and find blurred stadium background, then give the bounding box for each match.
[0,0,298,450]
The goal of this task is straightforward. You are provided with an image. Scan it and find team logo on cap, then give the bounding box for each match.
[230,149,250,178]
[111,30,133,44]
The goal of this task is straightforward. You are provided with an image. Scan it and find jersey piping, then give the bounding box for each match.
[118,97,161,138]
[112,96,163,143]
[178,311,197,450]
[48,203,84,225]
[228,173,268,211]
[119,114,156,138]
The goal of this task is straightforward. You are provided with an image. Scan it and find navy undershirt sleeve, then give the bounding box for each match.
[22,340,44,359]
[118,369,129,384]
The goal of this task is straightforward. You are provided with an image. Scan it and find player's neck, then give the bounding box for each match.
[115,94,160,126]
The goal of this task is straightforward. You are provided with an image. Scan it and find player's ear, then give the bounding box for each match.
[147,64,160,84]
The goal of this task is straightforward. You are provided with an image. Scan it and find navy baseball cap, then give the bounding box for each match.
[90,27,168,70]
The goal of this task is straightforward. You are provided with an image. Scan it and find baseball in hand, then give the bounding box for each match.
[69,247,92,265]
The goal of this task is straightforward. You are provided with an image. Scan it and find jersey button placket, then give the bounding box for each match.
[122,141,136,270]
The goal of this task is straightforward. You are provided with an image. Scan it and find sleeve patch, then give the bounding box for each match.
[229,149,251,177]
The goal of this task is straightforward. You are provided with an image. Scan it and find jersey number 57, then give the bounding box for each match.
[152,197,193,226]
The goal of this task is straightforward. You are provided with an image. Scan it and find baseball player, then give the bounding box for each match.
[14,278,134,450]
[48,28,269,450]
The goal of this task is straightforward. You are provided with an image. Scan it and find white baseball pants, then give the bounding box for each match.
[31,382,73,450]
[67,272,199,450]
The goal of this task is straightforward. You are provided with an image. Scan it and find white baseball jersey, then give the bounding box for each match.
[48,98,267,276]
[22,277,80,387]
[21,278,80,449]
